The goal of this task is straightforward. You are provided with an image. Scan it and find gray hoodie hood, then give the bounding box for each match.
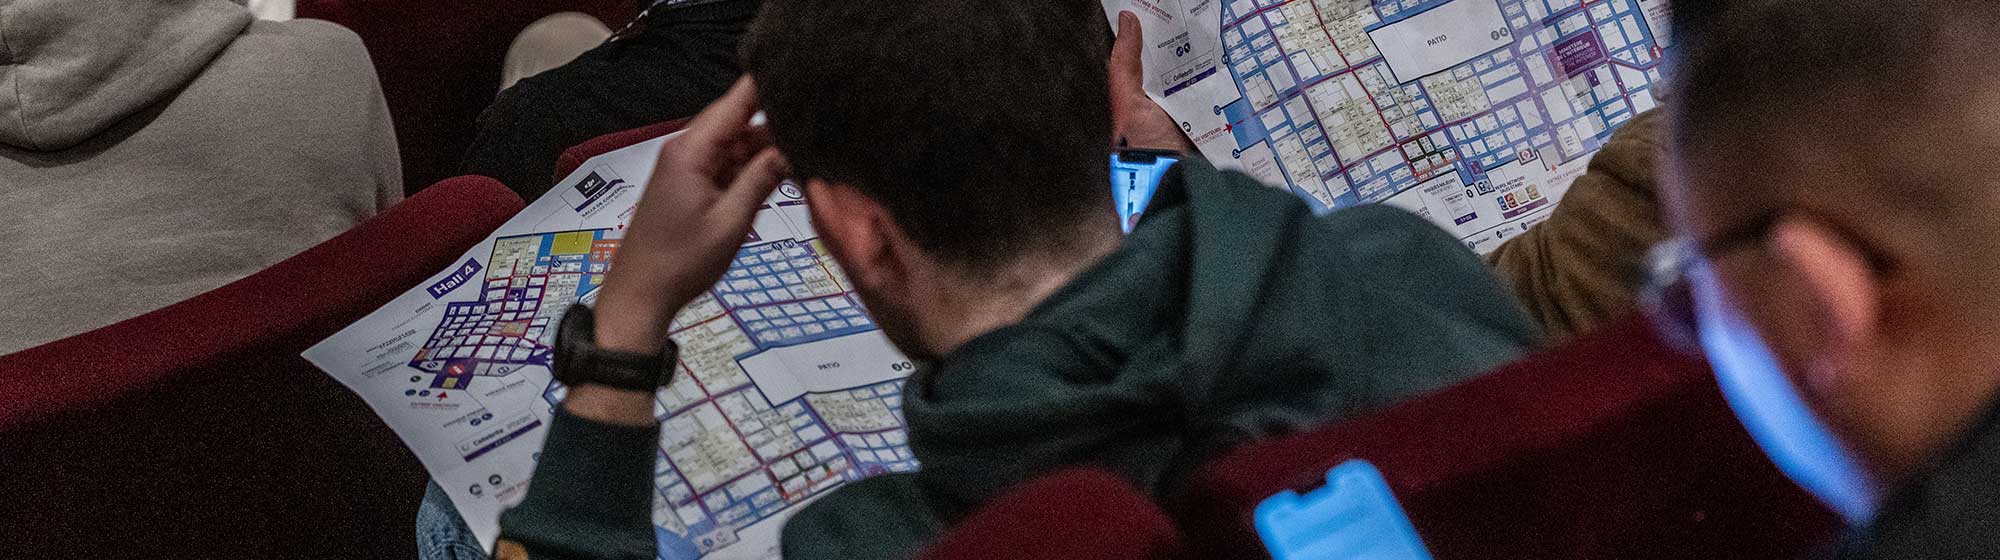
[0,0,251,151]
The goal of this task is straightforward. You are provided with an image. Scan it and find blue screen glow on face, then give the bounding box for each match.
[1691,261,1881,524]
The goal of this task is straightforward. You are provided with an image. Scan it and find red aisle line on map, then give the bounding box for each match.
[1314,1,1649,184]
[1226,0,1664,202]
[669,309,731,337]
[653,353,774,528]
[1314,1,1422,187]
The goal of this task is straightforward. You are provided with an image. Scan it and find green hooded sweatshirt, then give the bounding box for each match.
[779,159,1540,559]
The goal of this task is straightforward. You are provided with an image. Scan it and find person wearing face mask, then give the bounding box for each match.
[1651,0,2000,555]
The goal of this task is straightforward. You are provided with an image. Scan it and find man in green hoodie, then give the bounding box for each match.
[493,1,1538,558]
[744,1,1534,556]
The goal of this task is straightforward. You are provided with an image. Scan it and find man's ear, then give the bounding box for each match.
[802,180,901,289]
[1769,218,1883,389]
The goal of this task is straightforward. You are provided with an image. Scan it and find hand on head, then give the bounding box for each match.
[593,77,789,354]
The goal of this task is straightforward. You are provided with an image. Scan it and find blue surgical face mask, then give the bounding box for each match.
[1690,261,1881,524]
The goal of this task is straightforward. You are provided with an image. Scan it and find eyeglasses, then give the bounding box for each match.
[1641,211,1893,356]
[1640,212,1785,356]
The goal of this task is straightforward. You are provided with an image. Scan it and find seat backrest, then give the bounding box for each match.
[0,177,524,560]
[553,117,692,181]
[300,0,639,190]
[1179,313,1841,560]
[920,469,1189,560]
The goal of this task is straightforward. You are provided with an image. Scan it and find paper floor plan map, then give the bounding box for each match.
[313,2,1676,554]
[1104,0,1674,253]
[306,134,915,559]
[408,230,614,392]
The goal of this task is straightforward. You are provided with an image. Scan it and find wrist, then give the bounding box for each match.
[553,304,679,397]
[561,383,658,427]
[592,282,684,354]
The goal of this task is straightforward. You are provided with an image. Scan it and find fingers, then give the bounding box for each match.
[715,148,789,220]
[682,77,765,154]
[1110,11,1145,94]
[704,124,776,189]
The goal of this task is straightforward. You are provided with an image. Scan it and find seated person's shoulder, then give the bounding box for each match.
[1306,204,1518,315]
[182,19,387,138]
[1316,203,1469,255]
[1320,202,1443,231]
[217,19,377,82]
[781,474,944,560]
[241,18,368,50]
[1169,159,1476,271]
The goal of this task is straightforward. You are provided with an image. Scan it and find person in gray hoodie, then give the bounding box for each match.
[0,0,403,355]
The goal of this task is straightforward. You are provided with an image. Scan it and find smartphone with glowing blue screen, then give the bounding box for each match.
[1256,460,1433,560]
[1111,149,1180,234]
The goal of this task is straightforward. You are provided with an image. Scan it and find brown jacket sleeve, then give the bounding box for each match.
[1485,109,1668,341]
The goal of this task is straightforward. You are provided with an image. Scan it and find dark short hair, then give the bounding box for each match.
[1670,0,2000,214]
[1672,0,2000,149]
[742,0,1114,268]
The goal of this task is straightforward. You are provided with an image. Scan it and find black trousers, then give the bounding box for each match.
[461,0,759,200]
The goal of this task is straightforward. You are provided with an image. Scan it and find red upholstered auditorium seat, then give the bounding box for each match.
[0,177,524,560]
[554,117,693,182]
[1178,313,1842,559]
[299,0,639,191]
[919,469,1190,560]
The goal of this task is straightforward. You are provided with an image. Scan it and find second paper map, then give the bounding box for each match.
[1103,0,1674,253]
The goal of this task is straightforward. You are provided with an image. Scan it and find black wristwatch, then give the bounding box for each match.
[553,304,678,392]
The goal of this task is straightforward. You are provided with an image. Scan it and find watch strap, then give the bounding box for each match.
[556,304,677,392]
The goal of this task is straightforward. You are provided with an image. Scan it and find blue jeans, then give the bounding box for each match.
[416,480,490,560]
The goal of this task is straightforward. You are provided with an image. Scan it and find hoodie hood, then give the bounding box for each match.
[898,158,1540,514]
[0,0,251,151]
